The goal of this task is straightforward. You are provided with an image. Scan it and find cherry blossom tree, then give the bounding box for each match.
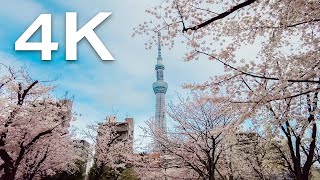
[87,120,134,180]
[146,92,238,180]
[256,92,320,180]
[135,0,319,179]
[0,64,78,180]
[134,0,319,85]
[227,132,290,179]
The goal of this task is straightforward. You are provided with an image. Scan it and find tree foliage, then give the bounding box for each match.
[135,0,319,179]
[0,64,79,180]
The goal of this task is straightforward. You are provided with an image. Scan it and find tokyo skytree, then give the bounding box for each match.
[152,33,168,153]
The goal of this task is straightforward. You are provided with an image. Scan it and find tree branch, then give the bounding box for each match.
[183,0,257,32]
[197,50,320,84]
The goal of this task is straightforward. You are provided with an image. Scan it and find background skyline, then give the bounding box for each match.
[0,0,224,141]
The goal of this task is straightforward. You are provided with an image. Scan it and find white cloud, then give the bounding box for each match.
[0,0,45,25]
[0,51,22,72]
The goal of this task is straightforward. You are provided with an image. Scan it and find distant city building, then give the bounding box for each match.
[58,99,73,128]
[228,132,260,179]
[231,132,291,179]
[310,167,320,180]
[107,116,134,143]
[73,139,91,177]
[152,33,168,153]
[104,116,134,147]
[234,132,259,151]
[73,139,90,161]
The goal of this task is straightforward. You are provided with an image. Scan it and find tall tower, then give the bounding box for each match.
[152,33,168,152]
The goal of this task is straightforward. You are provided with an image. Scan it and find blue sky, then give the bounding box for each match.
[0,0,224,140]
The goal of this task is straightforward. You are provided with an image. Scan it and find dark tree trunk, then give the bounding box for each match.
[1,166,16,180]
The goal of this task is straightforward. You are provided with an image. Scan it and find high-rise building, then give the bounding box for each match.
[152,33,168,152]
[73,139,90,160]
[104,116,134,148]
[73,139,90,174]
[108,117,134,143]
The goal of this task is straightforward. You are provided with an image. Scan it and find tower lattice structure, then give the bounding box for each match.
[152,33,168,153]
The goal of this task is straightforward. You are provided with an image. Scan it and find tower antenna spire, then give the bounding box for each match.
[157,32,162,62]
